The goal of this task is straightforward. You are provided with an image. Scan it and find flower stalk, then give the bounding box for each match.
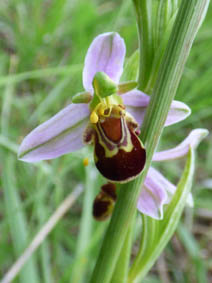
[133,0,180,93]
[111,214,135,283]
[90,1,210,282]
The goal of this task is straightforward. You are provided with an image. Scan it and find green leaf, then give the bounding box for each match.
[0,65,82,87]
[129,148,195,282]
[121,50,139,82]
[2,154,39,283]
[133,0,180,92]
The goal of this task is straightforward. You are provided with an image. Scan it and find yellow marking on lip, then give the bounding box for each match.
[90,100,125,125]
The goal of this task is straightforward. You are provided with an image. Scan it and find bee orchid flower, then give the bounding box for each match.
[18,32,191,184]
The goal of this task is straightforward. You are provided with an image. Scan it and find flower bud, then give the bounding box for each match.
[93,183,116,221]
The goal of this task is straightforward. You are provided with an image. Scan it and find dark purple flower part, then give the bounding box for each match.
[93,183,117,221]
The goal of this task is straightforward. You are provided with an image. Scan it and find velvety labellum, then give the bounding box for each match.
[94,116,146,182]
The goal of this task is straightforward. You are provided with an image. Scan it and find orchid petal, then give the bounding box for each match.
[153,129,209,162]
[122,90,191,127]
[18,103,90,162]
[165,100,191,126]
[137,167,169,220]
[146,167,193,208]
[83,32,126,93]
[122,90,149,126]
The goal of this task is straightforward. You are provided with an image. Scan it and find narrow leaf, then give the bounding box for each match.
[129,148,195,282]
[2,154,39,283]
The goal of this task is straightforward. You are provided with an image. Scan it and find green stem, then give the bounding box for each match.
[89,1,209,282]
[111,214,135,283]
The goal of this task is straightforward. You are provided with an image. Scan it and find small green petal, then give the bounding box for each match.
[72,91,92,104]
[118,81,137,94]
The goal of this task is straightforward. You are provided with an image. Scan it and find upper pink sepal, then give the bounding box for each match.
[83,32,126,93]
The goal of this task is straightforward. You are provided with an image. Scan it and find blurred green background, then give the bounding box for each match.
[0,1,211,282]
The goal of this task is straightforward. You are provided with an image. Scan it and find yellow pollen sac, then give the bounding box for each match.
[90,102,125,124]
[83,157,89,167]
[99,105,106,116]
[90,111,99,123]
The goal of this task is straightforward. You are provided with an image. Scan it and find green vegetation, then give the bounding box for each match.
[0,1,211,282]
